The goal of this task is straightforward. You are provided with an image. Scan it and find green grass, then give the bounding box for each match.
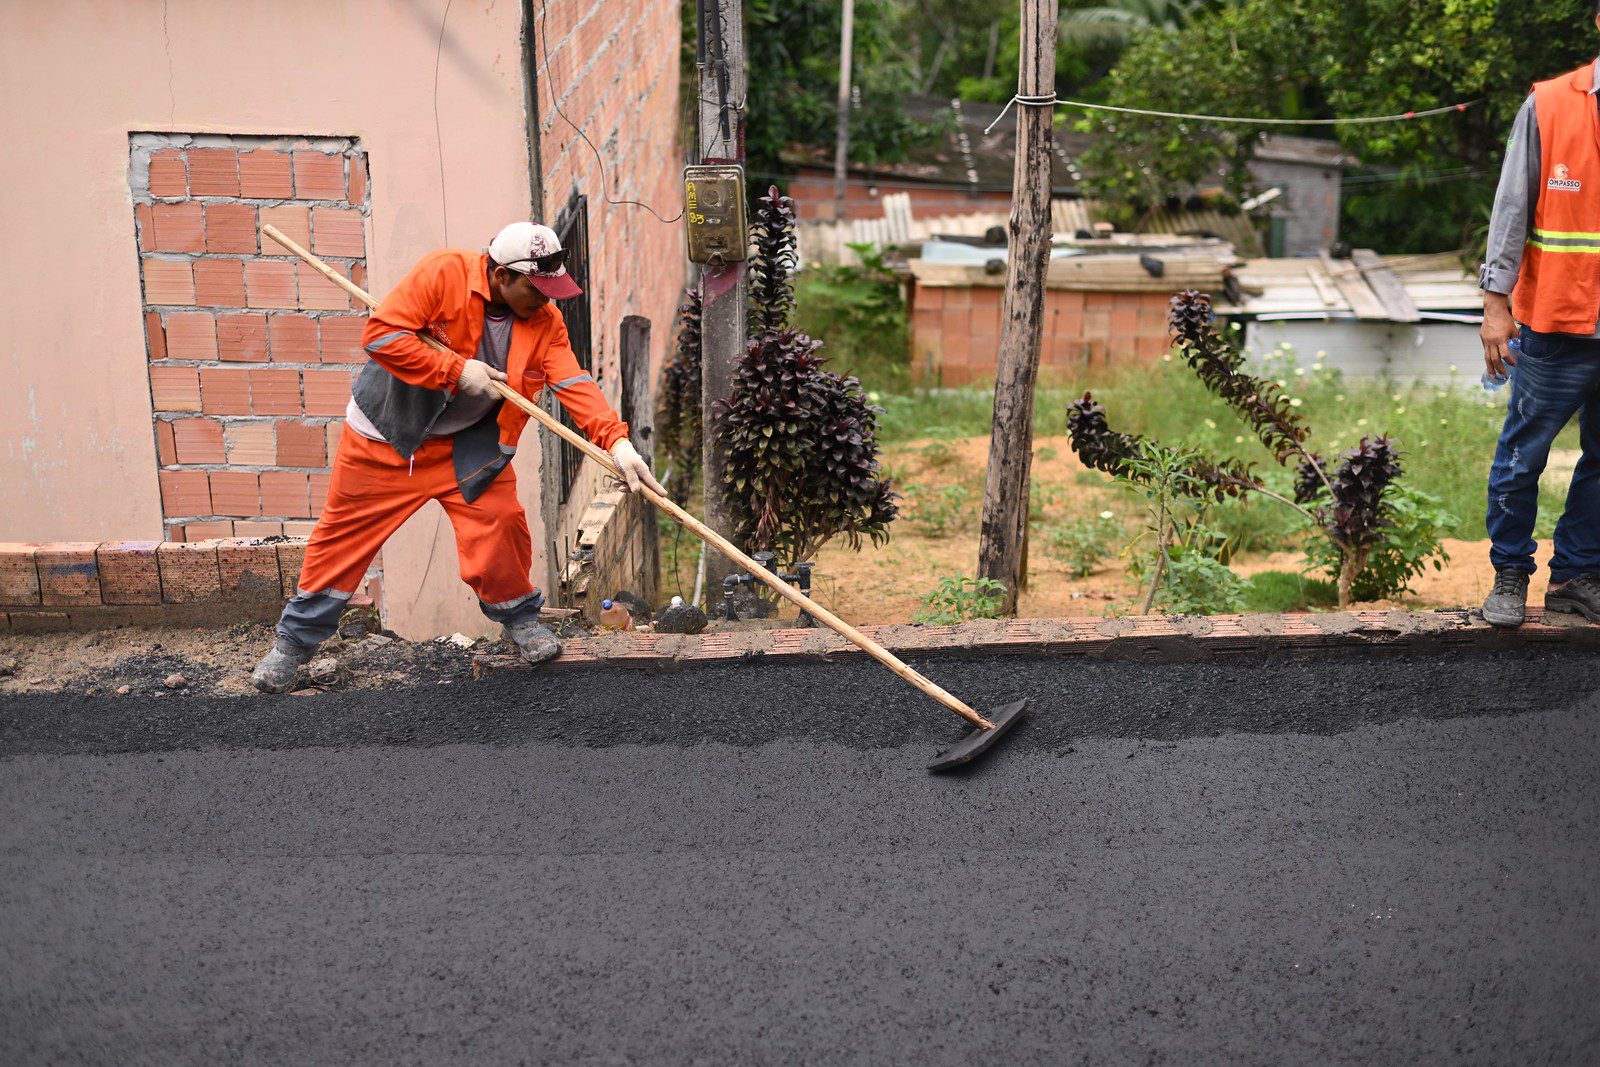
[1240,570,1339,613]
[862,352,1578,543]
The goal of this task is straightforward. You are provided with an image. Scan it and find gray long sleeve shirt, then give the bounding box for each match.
[1479,59,1600,336]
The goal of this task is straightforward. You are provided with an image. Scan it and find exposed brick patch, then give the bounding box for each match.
[132,133,366,542]
[238,150,293,198]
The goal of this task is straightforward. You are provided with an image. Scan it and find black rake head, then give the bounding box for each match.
[927,698,1029,773]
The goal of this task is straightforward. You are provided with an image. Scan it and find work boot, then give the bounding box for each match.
[1481,568,1529,628]
[504,617,562,665]
[1545,572,1600,623]
[250,637,315,693]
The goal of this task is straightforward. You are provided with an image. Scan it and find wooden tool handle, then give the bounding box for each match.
[259,224,995,730]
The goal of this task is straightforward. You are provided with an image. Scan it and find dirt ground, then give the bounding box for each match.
[801,434,1554,624]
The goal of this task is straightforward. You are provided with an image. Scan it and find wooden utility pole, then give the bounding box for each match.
[696,0,747,602]
[976,0,1057,615]
[832,0,855,218]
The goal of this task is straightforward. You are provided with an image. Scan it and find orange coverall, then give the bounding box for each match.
[277,249,628,648]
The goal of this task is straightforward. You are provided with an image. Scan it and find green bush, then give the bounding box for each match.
[912,576,1008,625]
[1127,539,1250,616]
[1042,513,1122,577]
[794,244,910,392]
[901,482,971,537]
[1302,484,1456,602]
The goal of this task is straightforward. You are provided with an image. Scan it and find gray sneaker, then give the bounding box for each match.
[1545,572,1600,623]
[504,617,562,665]
[1482,569,1529,628]
[250,638,315,693]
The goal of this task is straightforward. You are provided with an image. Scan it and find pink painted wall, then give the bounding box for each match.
[0,0,682,639]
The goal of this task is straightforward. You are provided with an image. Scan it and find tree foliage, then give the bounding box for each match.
[1076,0,1595,251]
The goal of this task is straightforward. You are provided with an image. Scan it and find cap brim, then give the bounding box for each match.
[530,272,582,300]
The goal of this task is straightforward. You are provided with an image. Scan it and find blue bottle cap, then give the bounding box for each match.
[602,599,614,609]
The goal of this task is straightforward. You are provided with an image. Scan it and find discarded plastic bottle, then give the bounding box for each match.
[1482,337,1519,392]
[599,598,633,631]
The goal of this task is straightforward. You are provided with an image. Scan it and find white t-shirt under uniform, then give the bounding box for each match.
[345,307,514,444]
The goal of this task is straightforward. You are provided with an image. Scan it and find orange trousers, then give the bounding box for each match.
[278,428,538,647]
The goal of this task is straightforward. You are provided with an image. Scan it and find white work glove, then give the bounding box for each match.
[456,359,508,399]
[609,439,666,496]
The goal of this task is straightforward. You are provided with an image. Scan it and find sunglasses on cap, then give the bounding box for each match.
[499,248,570,276]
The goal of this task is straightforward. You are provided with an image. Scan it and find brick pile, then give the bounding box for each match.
[132,135,370,542]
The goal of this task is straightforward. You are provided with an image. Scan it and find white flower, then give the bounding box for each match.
[1419,440,1430,447]
[1279,342,1292,350]
[1276,379,1287,388]
[1294,368,1306,377]
[1439,418,1449,425]
[1334,394,1345,402]
[1395,407,1406,415]
[1289,398,1303,407]
[1230,322,1242,331]
[1357,418,1368,426]
[1234,435,1245,443]
[1312,363,1323,371]
[1316,350,1327,358]
[1391,393,1402,402]
[1099,510,1114,520]
[1162,353,1172,362]
[1204,418,1217,429]
[1448,364,1458,372]
[867,391,880,403]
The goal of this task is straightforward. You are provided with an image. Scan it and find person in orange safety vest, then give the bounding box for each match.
[1478,7,1600,629]
[251,222,664,693]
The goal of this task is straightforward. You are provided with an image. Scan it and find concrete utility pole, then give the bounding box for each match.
[976,0,1057,616]
[696,0,747,602]
[832,0,855,218]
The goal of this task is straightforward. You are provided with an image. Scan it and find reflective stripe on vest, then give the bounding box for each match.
[1511,60,1600,335]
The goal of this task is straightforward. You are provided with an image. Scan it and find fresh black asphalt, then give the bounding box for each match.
[3,648,1598,1064]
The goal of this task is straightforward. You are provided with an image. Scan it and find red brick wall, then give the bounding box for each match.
[788,169,1014,222]
[910,285,1175,387]
[533,0,685,552]
[132,135,369,542]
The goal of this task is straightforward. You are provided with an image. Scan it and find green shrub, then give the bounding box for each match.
[794,243,910,391]
[917,439,956,468]
[1126,539,1250,616]
[1302,484,1455,602]
[1042,513,1122,577]
[912,576,1008,625]
[902,482,971,537]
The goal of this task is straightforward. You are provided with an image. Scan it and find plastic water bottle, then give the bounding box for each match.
[1482,337,1519,391]
[599,598,633,631]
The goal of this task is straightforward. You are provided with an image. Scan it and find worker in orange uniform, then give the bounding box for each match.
[252,222,664,693]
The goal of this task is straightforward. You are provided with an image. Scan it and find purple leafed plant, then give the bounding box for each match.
[656,288,704,505]
[1066,290,1405,606]
[714,188,897,565]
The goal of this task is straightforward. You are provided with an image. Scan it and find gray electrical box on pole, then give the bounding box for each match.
[695,0,747,604]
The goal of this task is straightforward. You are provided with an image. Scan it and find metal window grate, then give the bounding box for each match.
[553,193,592,503]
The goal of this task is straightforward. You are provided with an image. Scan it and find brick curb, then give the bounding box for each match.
[1,538,307,628]
[476,608,1600,674]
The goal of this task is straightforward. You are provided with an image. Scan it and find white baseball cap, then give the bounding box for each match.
[487,222,582,299]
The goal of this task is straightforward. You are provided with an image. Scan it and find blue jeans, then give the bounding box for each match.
[1487,326,1600,582]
